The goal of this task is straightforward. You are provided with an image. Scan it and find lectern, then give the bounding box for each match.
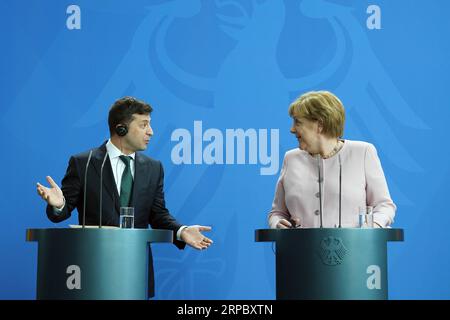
[255,228,403,300]
[26,228,173,300]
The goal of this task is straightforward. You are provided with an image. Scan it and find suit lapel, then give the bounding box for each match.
[92,143,120,214]
[131,152,149,207]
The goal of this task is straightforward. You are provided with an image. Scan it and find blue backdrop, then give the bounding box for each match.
[1,0,449,299]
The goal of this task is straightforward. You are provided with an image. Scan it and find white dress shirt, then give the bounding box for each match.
[106,139,135,194]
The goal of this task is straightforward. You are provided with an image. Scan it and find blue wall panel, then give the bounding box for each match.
[1,0,449,299]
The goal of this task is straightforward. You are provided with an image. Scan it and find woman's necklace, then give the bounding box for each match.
[322,140,342,159]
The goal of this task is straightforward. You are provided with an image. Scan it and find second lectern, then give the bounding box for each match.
[256,228,403,300]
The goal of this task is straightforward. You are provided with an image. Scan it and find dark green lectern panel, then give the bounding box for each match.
[256,228,403,300]
[27,228,172,300]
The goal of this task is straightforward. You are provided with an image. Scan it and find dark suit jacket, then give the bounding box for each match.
[46,142,185,297]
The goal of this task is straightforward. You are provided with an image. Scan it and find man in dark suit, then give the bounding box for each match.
[36,96,212,298]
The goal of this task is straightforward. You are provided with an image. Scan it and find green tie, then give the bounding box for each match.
[119,155,133,207]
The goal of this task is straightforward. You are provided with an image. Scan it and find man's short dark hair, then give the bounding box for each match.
[108,96,153,136]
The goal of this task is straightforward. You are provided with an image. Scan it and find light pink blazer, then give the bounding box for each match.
[268,140,396,228]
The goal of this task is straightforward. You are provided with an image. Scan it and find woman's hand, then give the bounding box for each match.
[276,218,301,229]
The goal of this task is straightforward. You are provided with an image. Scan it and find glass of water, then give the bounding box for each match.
[120,207,134,229]
[359,206,374,228]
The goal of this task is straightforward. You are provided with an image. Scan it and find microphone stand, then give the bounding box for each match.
[82,150,93,228]
[99,153,108,228]
[317,155,323,228]
[338,154,342,228]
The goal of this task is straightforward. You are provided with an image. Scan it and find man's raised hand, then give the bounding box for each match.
[36,176,64,208]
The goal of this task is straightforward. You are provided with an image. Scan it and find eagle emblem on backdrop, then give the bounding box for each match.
[49,0,426,298]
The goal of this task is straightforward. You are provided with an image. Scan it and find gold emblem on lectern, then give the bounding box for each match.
[319,237,348,266]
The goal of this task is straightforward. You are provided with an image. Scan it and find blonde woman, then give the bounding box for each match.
[268,91,396,229]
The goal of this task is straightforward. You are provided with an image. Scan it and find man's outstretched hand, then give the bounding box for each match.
[181,225,213,250]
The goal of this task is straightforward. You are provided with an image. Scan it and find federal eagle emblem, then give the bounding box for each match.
[318,237,348,266]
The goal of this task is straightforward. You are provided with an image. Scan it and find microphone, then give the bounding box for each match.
[82,150,93,228]
[98,152,109,228]
[338,154,342,228]
[317,155,323,228]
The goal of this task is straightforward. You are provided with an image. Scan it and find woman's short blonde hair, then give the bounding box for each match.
[288,91,345,138]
